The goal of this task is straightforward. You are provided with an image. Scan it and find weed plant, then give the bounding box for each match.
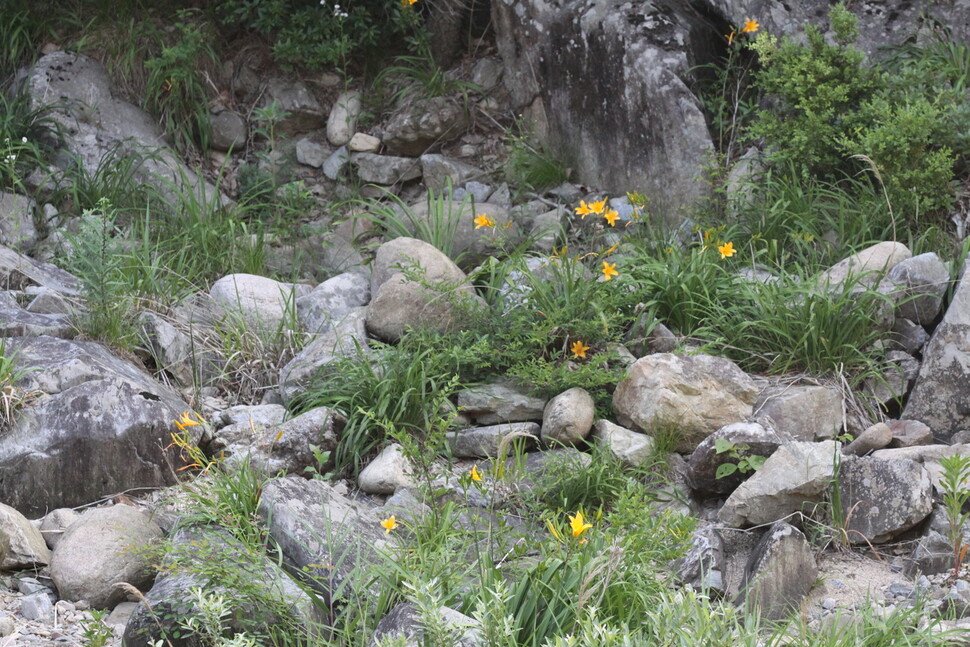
[0,88,60,192]
[504,127,571,193]
[143,9,218,155]
[938,454,970,578]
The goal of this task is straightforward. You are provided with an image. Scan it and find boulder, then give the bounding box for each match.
[358,444,415,495]
[262,78,326,134]
[541,387,595,447]
[49,505,162,608]
[382,96,468,157]
[754,384,843,441]
[297,272,371,334]
[419,154,484,192]
[719,441,839,528]
[448,422,539,459]
[613,353,759,453]
[687,422,792,496]
[0,244,81,296]
[123,525,322,647]
[0,336,192,516]
[209,110,247,152]
[493,0,713,222]
[888,252,949,325]
[456,382,546,425]
[904,529,953,578]
[838,455,933,544]
[366,272,478,343]
[38,508,80,550]
[351,153,422,185]
[209,273,308,333]
[0,503,47,570]
[369,602,482,647]
[739,522,817,621]
[818,241,911,288]
[279,308,369,402]
[257,476,397,605]
[26,52,225,209]
[136,311,221,388]
[371,237,467,293]
[295,138,328,168]
[902,259,970,442]
[592,420,655,468]
[886,419,933,448]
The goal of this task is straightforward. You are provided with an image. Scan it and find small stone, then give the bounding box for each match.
[821,597,837,610]
[348,132,381,153]
[296,138,328,168]
[20,592,54,621]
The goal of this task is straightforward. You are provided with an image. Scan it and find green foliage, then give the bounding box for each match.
[359,184,468,261]
[504,129,571,193]
[377,51,481,105]
[143,9,217,155]
[61,198,138,349]
[0,87,59,193]
[938,454,970,578]
[746,3,965,221]
[747,3,877,178]
[713,438,766,480]
[290,334,475,477]
[79,609,114,647]
[218,0,420,72]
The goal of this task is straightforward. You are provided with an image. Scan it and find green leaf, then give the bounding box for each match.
[715,463,739,479]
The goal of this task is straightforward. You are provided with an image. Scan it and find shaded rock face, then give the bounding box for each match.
[493,0,715,220]
[739,522,817,621]
[0,336,189,516]
[902,260,970,442]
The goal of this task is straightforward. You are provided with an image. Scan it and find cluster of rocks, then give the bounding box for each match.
[4,3,970,645]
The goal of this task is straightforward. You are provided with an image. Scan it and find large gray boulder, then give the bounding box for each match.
[493,0,713,221]
[382,96,469,157]
[26,52,225,208]
[838,455,933,545]
[0,244,81,296]
[719,441,839,528]
[366,238,481,343]
[902,260,970,442]
[448,422,539,459]
[123,525,322,647]
[297,272,371,335]
[0,336,192,516]
[541,387,595,447]
[49,505,162,609]
[209,273,309,333]
[257,476,397,606]
[0,291,73,337]
[613,353,759,453]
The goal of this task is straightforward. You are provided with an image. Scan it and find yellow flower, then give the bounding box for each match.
[401,0,418,6]
[601,261,618,281]
[588,198,607,214]
[718,241,736,259]
[470,465,482,482]
[742,18,759,33]
[574,200,595,219]
[602,242,619,255]
[174,411,202,431]
[380,516,399,534]
[474,213,495,229]
[570,340,590,359]
[552,245,568,259]
[569,511,592,538]
[603,209,620,227]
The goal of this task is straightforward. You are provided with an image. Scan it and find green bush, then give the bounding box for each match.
[218,0,420,72]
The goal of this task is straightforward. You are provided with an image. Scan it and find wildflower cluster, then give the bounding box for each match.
[575,198,619,227]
